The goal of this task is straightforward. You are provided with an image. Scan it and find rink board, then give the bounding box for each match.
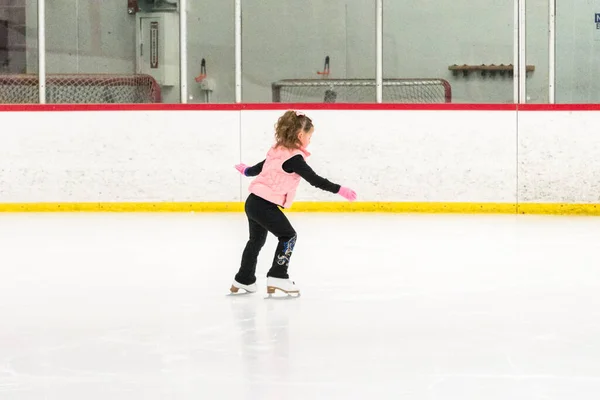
[0,103,599,215]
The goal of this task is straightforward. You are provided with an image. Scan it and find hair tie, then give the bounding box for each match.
[295,111,304,117]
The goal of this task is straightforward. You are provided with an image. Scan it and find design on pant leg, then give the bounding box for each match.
[276,235,297,266]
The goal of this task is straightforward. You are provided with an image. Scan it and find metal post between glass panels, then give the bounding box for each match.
[519,0,526,103]
[513,0,519,104]
[38,0,45,104]
[180,0,188,103]
[235,0,242,103]
[548,0,556,103]
[376,0,383,103]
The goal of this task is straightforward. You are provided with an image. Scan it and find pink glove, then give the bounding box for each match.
[338,186,357,202]
[234,163,249,176]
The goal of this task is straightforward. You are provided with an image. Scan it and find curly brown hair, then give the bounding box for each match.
[274,110,314,149]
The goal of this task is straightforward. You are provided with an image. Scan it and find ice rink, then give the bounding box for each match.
[1,212,600,399]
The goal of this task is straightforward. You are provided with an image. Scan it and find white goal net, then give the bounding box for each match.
[272,78,451,103]
[0,74,162,103]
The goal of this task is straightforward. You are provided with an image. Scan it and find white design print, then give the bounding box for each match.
[276,235,297,266]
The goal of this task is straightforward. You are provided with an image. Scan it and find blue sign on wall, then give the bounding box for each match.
[596,13,600,23]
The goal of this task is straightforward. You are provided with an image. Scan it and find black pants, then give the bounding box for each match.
[235,193,297,285]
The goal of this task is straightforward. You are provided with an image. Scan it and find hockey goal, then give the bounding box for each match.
[272,78,451,103]
[0,74,162,103]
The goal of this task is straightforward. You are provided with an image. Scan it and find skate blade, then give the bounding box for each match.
[266,286,301,298]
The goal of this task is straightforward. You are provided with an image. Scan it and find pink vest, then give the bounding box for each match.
[249,144,311,208]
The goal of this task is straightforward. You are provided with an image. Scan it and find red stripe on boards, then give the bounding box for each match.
[0,103,517,112]
[1,103,600,112]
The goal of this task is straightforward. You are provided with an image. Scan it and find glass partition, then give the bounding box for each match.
[383,2,515,103]
[0,0,38,103]
[242,0,376,103]
[524,0,549,103]
[555,0,600,103]
[43,0,175,104]
[3,1,585,105]
[186,0,235,103]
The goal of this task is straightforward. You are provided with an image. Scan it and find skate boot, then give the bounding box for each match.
[266,277,300,296]
[230,279,257,294]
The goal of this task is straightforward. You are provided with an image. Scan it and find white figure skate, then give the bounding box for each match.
[230,280,257,294]
[266,277,300,297]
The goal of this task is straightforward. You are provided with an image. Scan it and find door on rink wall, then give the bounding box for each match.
[245,0,376,103]
[555,0,600,103]
[0,0,39,104]
[383,2,515,103]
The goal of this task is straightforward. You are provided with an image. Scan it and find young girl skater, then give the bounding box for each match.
[230,110,357,295]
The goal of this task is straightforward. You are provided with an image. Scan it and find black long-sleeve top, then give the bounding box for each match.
[244,155,341,194]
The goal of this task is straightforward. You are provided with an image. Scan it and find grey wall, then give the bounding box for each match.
[17,0,600,103]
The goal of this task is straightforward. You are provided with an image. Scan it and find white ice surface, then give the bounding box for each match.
[1,213,600,399]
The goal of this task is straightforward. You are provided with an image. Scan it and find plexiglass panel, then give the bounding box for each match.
[242,0,376,103]
[43,0,176,103]
[0,0,39,103]
[186,0,235,103]
[555,0,600,103]
[383,2,515,103]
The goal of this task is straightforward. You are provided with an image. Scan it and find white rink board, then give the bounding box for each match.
[518,111,600,203]
[241,110,517,203]
[0,111,241,203]
[5,108,600,205]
